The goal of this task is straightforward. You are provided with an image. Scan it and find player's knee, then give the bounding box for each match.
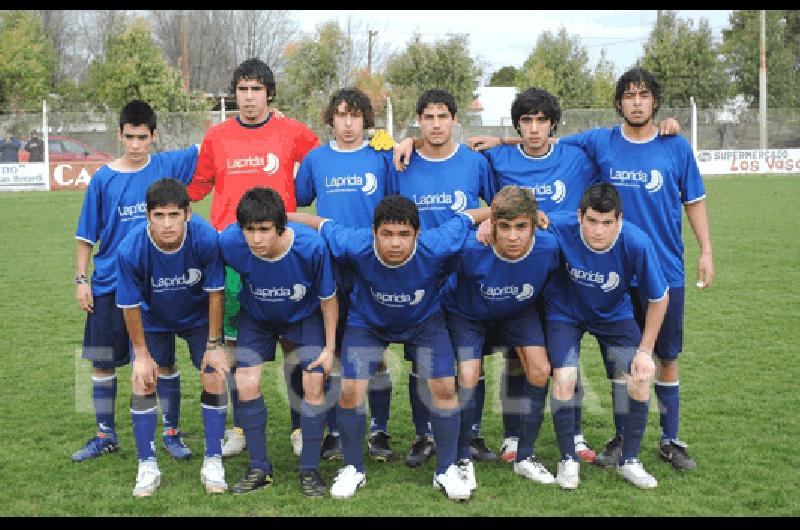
[552,368,577,400]
[235,369,260,400]
[527,359,551,387]
[338,380,361,409]
[656,358,678,381]
[201,373,225,395]
[628,380,650,401]
[303,376,325,404]
[458,362,480,389]
[429,377,456,402]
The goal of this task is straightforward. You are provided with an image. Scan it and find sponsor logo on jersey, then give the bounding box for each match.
[225,153,280,175]
[609,168,663,193]
[249,282,307,302]
[412,189,467,211]
[151,268,202,292]
[370,287,425,307]
[324,172,378,195]
[118,201,147,221]
[479,283,535,302]
[531,181,567,203]
[566,262,619,291]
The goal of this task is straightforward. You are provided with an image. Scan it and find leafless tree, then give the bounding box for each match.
[231,10,298,74]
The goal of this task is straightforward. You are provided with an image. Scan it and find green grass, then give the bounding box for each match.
[1,175,798,515]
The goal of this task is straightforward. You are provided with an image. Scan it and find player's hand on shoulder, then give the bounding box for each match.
[658,117,681,136]
[537,210,550,229]
[476,219,493,246]
[271,107,285,118]
[467,135,499,151]
[393,137,414,171]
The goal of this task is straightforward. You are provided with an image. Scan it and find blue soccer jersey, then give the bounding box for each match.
[544,211,668,324]
[319,213,473,330]
[390,144,494,229]
[75,147,200,296]
[295,141,394,228]
[115,214,224,332]
[219,221,336,324]
[442,229,560,321]
[561,126,705,287]
[483,143,599,213]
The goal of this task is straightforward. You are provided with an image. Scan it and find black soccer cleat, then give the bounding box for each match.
[299,469,327,497]
[469,436,498,462]
[368,431,393,462]
[405,435,436,468]
[320,433,343,461]
[232,467,273,494]
[594,435,624,468]
[659,439,697,470]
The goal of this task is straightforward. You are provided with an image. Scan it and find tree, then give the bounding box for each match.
[85,17,210,112]
[590,49,616,108]
[489,66,517,86]
[0,11,57,112]
[722,10,799,108]
[384,33,481,132]
[515,28,593,107]
[231,10,298,73]
[639,11,730,108]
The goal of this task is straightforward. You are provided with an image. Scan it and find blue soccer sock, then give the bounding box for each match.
[408,371,432,437]
[620,396,650,464]
[368,370,392,434]
[131,393,157,462]
[337,404,366,473]
[324,372,341,434]
[471,376,485,439]
[284,361,304,432]
[239,396,271,473]
[574,369,585,436]
[226,368,240,428]
[611,379,629,439]
[201,391,228,458]
[93,374,117,435]
[516,381,548,462]
[430,405,460,475]
[457,384,477,461]
[157,372,181,433]
[300,401,327,472]
[551,395,578,461]
[502,369,525,439]
[655,381,680,441]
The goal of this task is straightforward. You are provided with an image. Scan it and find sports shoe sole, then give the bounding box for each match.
[331,477,366,499]
[133,476,161,497]
[432,479,470,501]
[201,475,228,494]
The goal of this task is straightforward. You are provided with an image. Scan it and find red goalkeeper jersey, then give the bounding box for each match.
[188,115,319,230]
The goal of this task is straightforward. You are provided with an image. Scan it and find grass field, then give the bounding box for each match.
[1,174,798,516]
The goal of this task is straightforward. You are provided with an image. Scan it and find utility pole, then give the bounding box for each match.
[181,12,190,92]
[759,10,768,149]
[367,30,378,76]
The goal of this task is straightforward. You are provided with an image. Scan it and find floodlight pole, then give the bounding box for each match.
[759,10,767,149]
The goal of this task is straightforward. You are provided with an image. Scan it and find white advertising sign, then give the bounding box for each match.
[695,149,800,175]
[0,163,49,191]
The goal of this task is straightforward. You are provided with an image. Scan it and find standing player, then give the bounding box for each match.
[219,187,337,497]
[544,183,667,489]
[288,196,491,501]
[441,186,560,491]
[72,100,199,463]
[295,87,396,462]
[555,68,713,470]
[389,88,496,466]
[115,179,227,496]
[187,58,320,459]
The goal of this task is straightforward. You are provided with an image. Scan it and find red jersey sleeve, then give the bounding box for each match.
[294,122,319,166]
[187,130,216,201]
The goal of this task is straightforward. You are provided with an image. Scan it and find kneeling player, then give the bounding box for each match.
[544,183,668,489]
[219,187,337,497]
[116,179,227,497]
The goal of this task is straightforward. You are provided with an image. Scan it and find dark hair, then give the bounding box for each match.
[236,187,287,235]
[119,100,156,133]
[511,87,561,136]
[146,178,189,212]
[323,87,375,129]
[416,88,457,117]
[491,185,538,222]
[230,58,276,101]
[579,183,622,218]
[615,67,661,118]
[373,194,420,232]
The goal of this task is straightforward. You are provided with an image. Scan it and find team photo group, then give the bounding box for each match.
[71,56,713,502]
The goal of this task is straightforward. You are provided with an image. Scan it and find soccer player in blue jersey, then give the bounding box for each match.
[72,100,199,463]
[545,183,668,489]
[555,68,713,471]
[219,187,337,497]
[389,88,496,466]
[442,185,560,491]
[288,195,491,501]
[295,87,396,463]
[115,179,226,496]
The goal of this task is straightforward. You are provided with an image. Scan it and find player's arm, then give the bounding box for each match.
[307,295,338,375]
[201,291,228,379]
[287,211,327,231]
[685,199,714,289]
[75,240,93,312]
[463,206,492,226]
[122,306,159,392]
[392,136,424,171]
[631,293,669,383]
[186,137,215,201]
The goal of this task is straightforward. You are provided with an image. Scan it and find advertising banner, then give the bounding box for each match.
[695,149,800,175]
[0,163,49,191]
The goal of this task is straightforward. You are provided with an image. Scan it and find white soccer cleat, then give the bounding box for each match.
[290,428,303,457]
[617,458,658,489]
[132,460,162,497]
[513,456,555,484]
[433,464,472,501]
[330,465,366,499]
[555,457,581,490]
[499,436,518,462]
[221,427,246,458]
[201,456,228,494]
[458,458,477,491]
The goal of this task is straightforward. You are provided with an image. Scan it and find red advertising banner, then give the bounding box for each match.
[48,161,106,191]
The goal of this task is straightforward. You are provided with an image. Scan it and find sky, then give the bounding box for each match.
[291,10,733,82]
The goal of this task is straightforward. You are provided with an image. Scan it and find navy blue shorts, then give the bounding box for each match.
[545,319,642,378]
[334,261,355,353]
[342,312,455,380]
[135,325,215,373]
[236,308,325,373]
[631,286,683,361]
[446,305,545,363]
[82,292,130,369]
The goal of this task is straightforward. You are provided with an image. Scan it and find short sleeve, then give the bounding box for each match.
[115,251,144,308]
[75,174,102,244]
[295,156,316,207]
